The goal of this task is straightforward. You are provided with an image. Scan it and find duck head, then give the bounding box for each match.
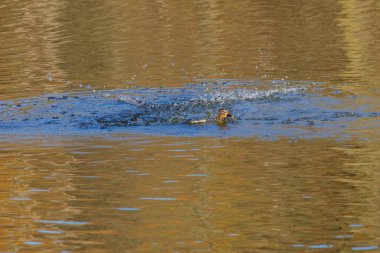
[216,108,234,122]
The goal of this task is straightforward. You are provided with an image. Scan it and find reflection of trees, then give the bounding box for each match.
[338,0,380,85]
[269,1,347,81]
[1,0,380,99]
[0,0,66,98]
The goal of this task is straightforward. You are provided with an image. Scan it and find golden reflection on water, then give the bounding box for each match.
[1,1,380,252]
[1,135,380,252]
[338,0,380,85]
[0,0,380,99]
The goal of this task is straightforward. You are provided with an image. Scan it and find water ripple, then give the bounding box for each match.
[36,220,89,225]
[352,246,379,251]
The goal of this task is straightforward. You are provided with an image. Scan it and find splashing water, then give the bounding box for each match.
[0,81,379,138]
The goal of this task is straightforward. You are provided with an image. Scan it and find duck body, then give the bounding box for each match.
[188,119,207,124]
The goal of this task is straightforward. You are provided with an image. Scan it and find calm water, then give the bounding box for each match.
[1,0,380,252]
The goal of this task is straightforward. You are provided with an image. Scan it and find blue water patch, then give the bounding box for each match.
[35,220,89,225]
[186,174,209,177]
[37,229,64,234]
[114,207,140,211]
[308,244,334,249]
[23,241,43,245]
[350,224,364,228]
[352,246,379,251]
[1,81,379,139]
[139,197,176,201]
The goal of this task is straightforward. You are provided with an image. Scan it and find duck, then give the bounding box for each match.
[188,108,234,124]
[215,108,234,123]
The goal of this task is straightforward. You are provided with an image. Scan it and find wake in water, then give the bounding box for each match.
[0,80,379,138]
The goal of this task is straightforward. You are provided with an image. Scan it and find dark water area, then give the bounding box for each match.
[1,80,380,140]
[1,0,380,252]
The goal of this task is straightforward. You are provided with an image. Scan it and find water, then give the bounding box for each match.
[1,81,379,139]
[1,0,380,252]
[1,0,380,100]
[1,135,380,252]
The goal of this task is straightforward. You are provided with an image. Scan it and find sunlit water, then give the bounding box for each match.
[1,0,380,252]
[1,135,380,252]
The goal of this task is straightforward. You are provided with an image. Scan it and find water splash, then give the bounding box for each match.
[0,81,379,138]
[110,85,305,127]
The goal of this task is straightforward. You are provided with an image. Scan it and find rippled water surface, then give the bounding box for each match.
[2,136,380,252]
[1,0,380,252]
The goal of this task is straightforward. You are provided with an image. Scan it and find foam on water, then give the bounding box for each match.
[0,81,379,139]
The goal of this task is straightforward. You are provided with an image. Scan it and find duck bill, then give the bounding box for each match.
[227,113,234,118]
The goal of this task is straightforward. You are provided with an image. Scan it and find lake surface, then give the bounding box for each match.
[1,0,380,252]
